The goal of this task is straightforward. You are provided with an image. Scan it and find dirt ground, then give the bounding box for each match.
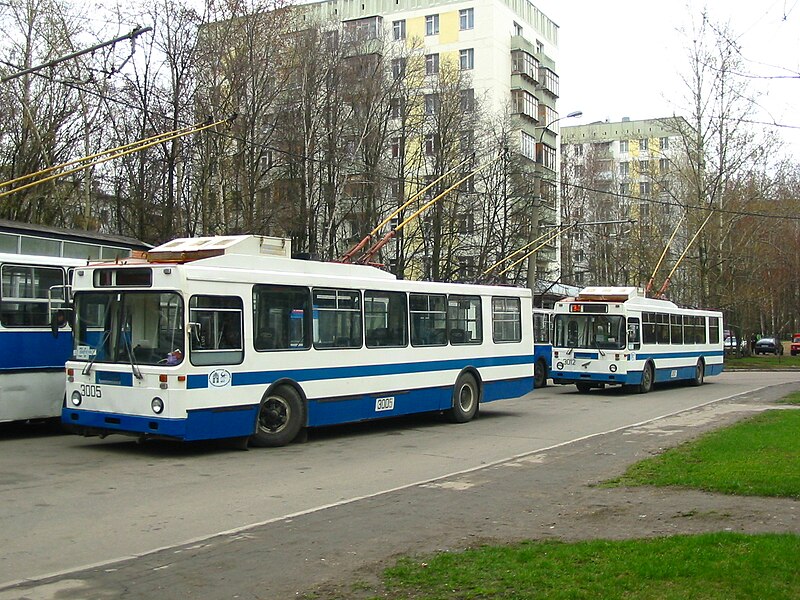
[304,382,800,599]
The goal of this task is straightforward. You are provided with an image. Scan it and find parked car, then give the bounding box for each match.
[791,334,800,356]
[754,337,784,355]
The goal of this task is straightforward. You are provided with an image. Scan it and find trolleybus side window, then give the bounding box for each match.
[0,263,64,327]
[410,293,447,346]
[253,285,311,350]
[448,295,482,345]
[671,314,683,344]
[365,290,407,348]
[189,295,244,365]
[312,288,362,349]
[709,316,720,344]
[492,296,521,343]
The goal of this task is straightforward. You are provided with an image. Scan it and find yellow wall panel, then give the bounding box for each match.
[407,16,425,42]
[439,11,459,44]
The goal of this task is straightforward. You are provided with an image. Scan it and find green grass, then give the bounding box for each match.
[778,391,800,405]
[725,353,800,369]
[608,409,800,498]
[377,533,800,600]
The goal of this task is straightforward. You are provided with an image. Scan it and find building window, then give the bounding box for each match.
[619,161,629,177]
[456,212,475,233]
[460,88,475,112]
[619,139,629,153]
[659,158,670,171]
[620,182,630,195]
[459,48,474,70]
[425,14,439,36]
[539,67,559,96]
[424,134,439,155]
[639,159,649,173]
[391,58,406,80]
[460,129,474,152]
[392,19,406,40]
[389,97,402,118]
[537,143,556,170]
[511,89,537,120]
[659,136,669,150]
[639,182,651,197]
[344,16,383,41]
[390,137,400,158]
[639,138,648,153]
[574,164,584,178]
[459,8,474,30]
[513,21,523,36]
[424,93,439,115]
[425,53,439,75]
[511,50,538,81]
[574,143,583,156]
[520,131,536,161]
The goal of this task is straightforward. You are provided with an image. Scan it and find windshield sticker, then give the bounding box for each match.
[75,345,96,360]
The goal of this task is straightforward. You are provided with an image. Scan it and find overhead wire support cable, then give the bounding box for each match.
[656,209,715,298]
[1,27,153,84]
[339,155,475,263]
[357,153,502,266]
[0,116,234,200]
[644,212,686,296]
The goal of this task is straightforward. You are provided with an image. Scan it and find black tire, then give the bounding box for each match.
[446,373,479,423]
[534,359,548,389]
[637,362,654,394]
[691,359,705,386]
[250,385,304,447]
[575,382,592,393]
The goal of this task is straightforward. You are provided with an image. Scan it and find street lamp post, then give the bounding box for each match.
[527,110,583,291]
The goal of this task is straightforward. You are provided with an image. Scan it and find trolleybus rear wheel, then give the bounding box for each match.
[534,359,548,389]
[691,359,705,386]
[446,373,479,423]
[251,385,304,447]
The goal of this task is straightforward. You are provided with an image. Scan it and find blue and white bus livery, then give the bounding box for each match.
[62,235,535,447]
[550,286,724,393]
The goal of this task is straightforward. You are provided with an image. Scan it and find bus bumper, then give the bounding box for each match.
[61,405,258,442]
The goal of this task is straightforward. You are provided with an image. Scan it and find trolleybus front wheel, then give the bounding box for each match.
[637,362,654,394]
[446,373,479,423]
[251,385,304,447]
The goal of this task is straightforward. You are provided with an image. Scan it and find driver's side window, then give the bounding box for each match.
[627,318,641,350]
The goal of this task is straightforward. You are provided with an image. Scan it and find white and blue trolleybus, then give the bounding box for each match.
[550,286,724,393]
[63,235,536,446]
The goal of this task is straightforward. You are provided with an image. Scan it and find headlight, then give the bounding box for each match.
[71,391,82,406]
[151,397,164,414]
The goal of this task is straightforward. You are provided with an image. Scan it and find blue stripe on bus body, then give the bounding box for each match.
[62,376,535,441]
[552,358,725,386]
[0,330,73,371]
[187,354,535,390]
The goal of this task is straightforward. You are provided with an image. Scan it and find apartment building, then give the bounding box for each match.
[304,0,564,282]
[559,116,691,287]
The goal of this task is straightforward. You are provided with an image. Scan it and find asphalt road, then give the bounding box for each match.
[1,370,798,599]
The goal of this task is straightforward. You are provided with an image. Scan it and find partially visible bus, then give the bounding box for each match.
[62,235,536,447]
[532,307,553,388]
[0,221,147,423]
[549,286,723,393]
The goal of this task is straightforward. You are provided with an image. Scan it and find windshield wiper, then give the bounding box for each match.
[121,329,143,380]
[81,330,111,376]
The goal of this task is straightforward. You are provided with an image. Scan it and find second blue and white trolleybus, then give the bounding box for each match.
[62,235,536,446]
[550,286,724,393]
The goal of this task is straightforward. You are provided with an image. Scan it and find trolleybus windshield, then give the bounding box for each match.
[73,291,184,366]
[553,313,626,350]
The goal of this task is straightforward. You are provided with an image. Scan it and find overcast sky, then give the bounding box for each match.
[533,0,800,155]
